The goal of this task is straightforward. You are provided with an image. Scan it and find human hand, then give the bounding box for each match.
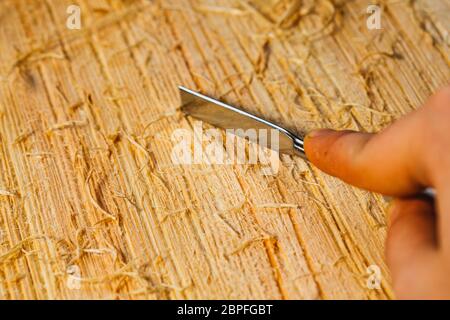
[304,86,450,299]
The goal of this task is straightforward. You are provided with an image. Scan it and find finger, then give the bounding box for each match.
[303,87,450,196]
[304,109,430,196]
[385,197,437,284]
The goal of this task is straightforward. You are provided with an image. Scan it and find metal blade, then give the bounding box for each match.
[179,86,305,158]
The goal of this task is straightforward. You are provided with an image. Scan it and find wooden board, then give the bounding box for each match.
[0,0,448,299]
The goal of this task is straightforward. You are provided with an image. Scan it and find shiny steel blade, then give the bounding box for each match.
[179,86,305,158]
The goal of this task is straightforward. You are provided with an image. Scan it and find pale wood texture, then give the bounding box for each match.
[0,0,448,299]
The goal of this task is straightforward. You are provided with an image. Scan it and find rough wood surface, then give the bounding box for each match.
[0,0,448,299]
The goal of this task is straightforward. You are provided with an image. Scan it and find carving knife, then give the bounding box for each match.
[178,86,306,159]
[178,86,438,198]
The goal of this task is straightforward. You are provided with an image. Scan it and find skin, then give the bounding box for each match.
[304,86,450,299]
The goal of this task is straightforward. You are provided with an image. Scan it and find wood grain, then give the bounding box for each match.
[0,0,448,299]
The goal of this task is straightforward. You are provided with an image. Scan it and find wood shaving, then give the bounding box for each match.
[85,170,117,222]
[195,5,248,16]
[47,119,88,133]
[13,129,34,144]
[0,189,18,197]
[0,235,47,264]
[226,236,277,256]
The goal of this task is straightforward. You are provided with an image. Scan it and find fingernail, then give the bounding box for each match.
[305,129,336,140]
